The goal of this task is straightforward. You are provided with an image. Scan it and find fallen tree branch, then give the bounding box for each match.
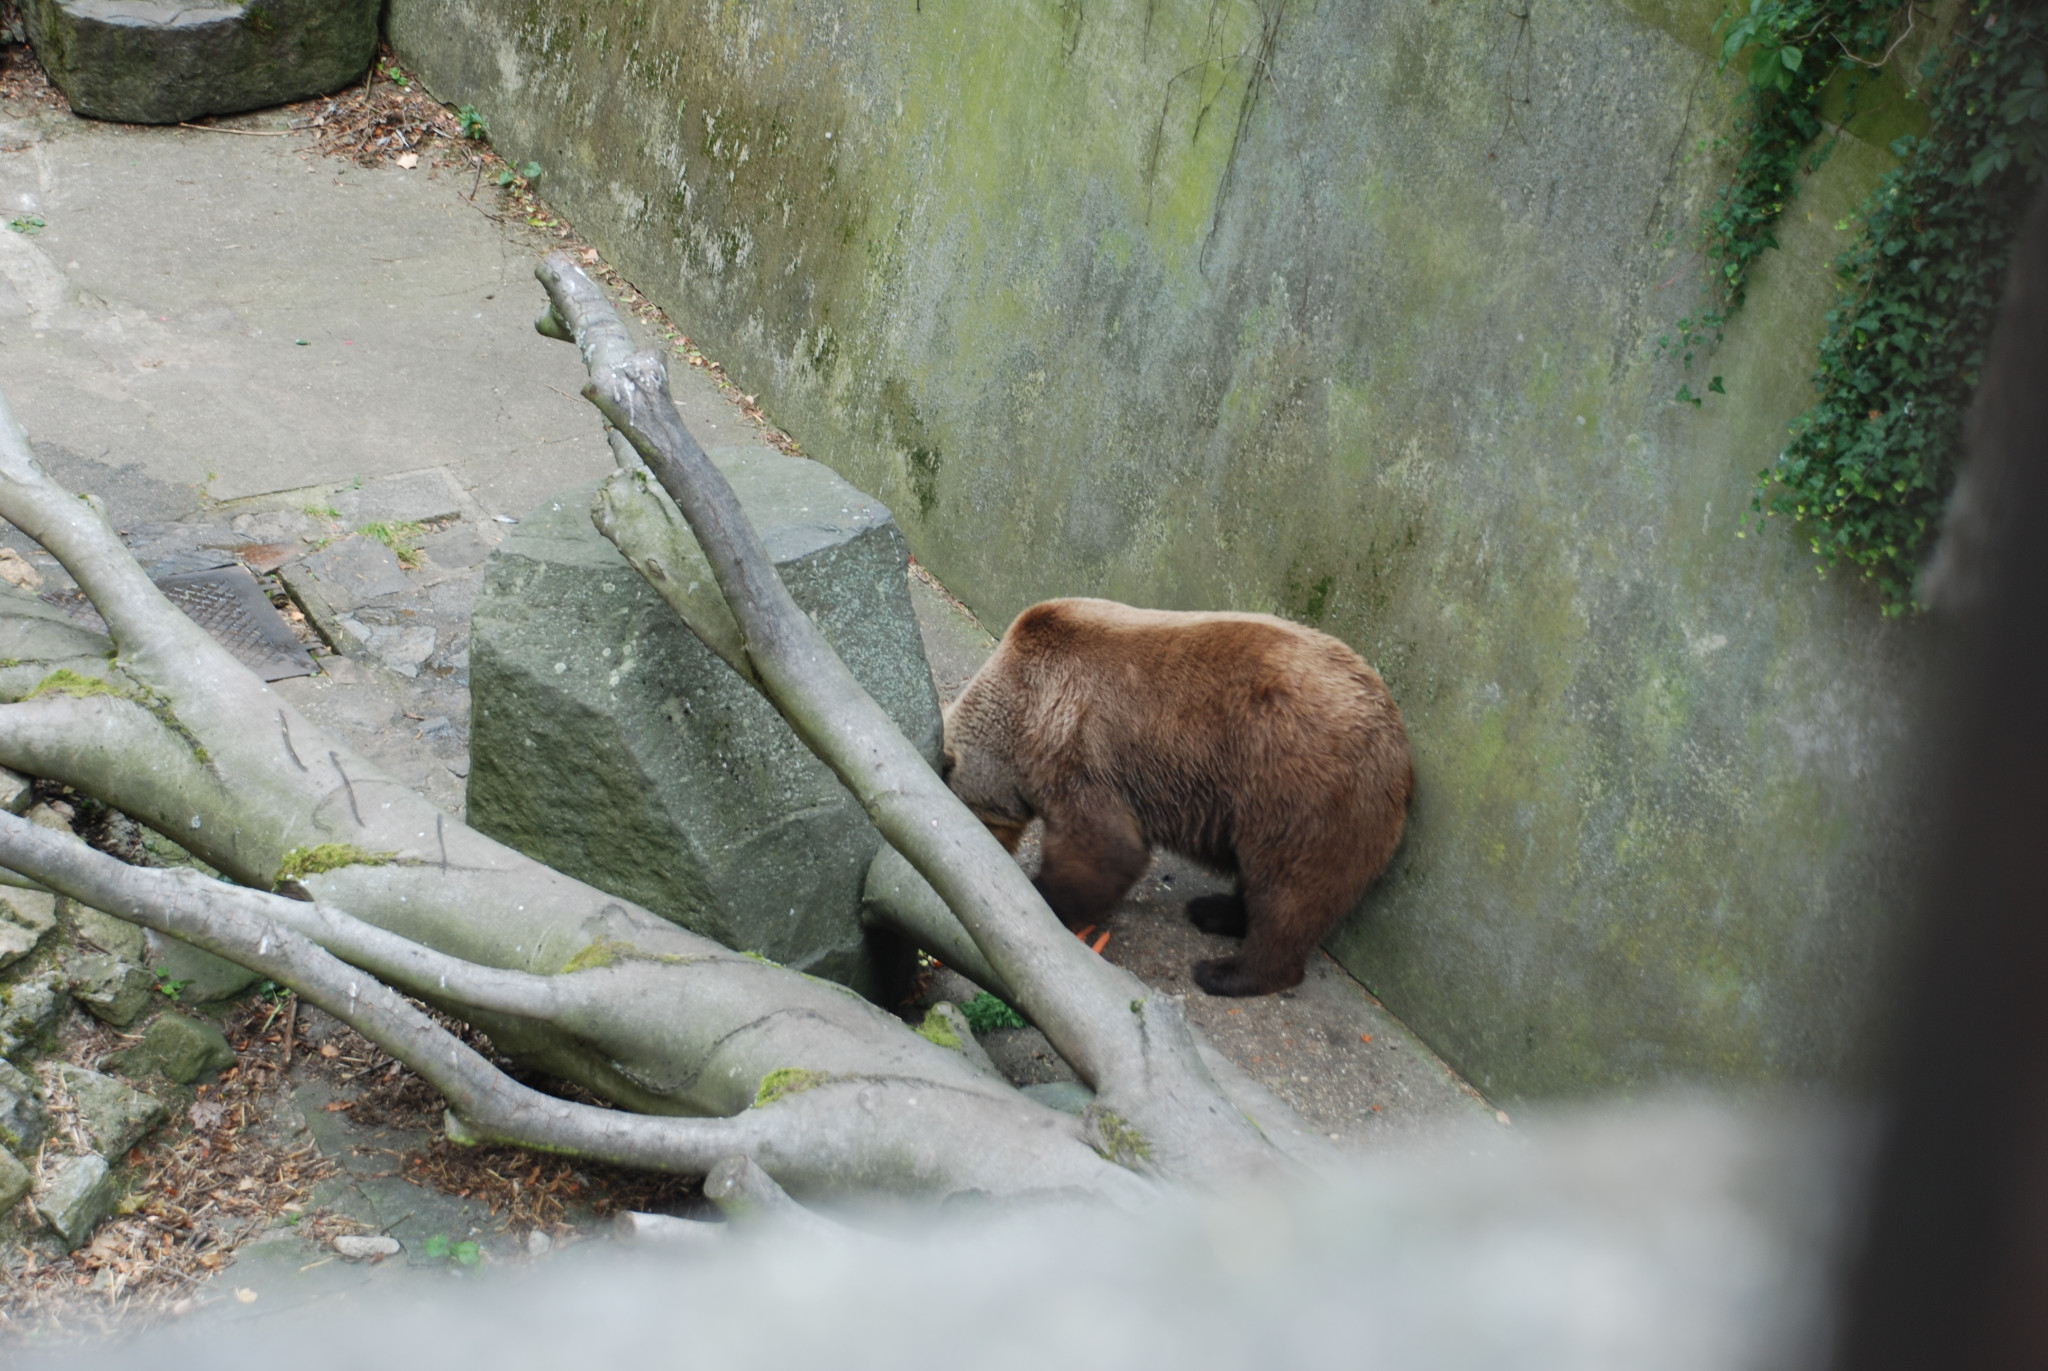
[0,809,1147,1204]
[538,254,1288,1182]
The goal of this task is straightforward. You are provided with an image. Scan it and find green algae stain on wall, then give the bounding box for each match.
[391,0,1930,1101]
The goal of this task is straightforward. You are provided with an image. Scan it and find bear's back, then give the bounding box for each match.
[996,599,1409,858]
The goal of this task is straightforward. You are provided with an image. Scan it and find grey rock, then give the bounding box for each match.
[467,453,941,992]
[0,887,56,969]
[0,1058,49,1153]
[332,1233,401,1260]
[35,1152,118,1249]
[20,0,379,125]
[0,765,32,815]
[67,952,157,1026]
[101,1011,236,1084]
[0,971,70,1058]
[143,926,261,1002]
[64,897,148,962]
[0,1145,30,1218]
[51,1064,167,1155]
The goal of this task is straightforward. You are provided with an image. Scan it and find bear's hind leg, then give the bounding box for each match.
[1034,797,1148,931]
[1186,890,1248,937]
[1191,882,1333,997]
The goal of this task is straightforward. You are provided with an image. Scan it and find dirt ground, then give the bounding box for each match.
[0,34,1503,1350]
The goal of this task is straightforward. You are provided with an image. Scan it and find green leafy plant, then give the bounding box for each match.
[1660,0,1907,386]
[456,104,489,141]
[420,1233,481,1266]
[495,160,543,188]
[382,62,411,89]
[154,968,191,1000]
[959,992,1026,1033]
[1752,3,2047,613]
[7,215,44,235]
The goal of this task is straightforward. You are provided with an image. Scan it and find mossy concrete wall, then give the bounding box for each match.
[389,0,1933,1102]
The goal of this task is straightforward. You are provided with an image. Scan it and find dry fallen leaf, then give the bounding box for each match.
[396,152,420,170]
[234,1287,258,1304]
[190,1100,225,1131]
[319,1043,339,1059]
[0,547,42,590]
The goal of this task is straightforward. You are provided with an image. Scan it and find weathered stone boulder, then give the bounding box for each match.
[51,1064,165,1156]
[35,1152,117,1248]
[0,887,55,970]
[68,952,157,1026]
[0,1058,48,1153]
[0,1145,30,1219]
[468,451,941,993]
[0,970,69,1058]
[22,0,378,125]
[102,1010,236,1083]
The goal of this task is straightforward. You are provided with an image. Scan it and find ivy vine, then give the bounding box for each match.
[1660,0,1906,389]
[1750,2,2047,613]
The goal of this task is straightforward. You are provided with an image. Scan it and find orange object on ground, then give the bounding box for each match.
[1090,930,1111,954]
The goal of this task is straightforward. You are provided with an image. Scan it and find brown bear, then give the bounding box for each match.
[941,597,1413,997]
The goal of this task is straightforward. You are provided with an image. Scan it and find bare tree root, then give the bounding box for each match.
[0,805,1144,1206]
[0,391,1156,1206]
[537,255,1294,1183]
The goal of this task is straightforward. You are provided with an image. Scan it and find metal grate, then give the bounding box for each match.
[155,565,314,682]
[45,564,316,682]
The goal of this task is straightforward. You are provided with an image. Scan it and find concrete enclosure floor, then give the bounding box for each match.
[0,95,1504,1328]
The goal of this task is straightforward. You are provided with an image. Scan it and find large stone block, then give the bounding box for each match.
[23,0,378,125]
[468,451,940,989]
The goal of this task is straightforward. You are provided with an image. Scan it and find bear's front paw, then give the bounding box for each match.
[1185,893,1248,937]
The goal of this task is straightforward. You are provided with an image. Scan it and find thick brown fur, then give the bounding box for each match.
[942,598,1413,997]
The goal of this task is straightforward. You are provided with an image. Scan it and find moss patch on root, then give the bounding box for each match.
[914,1006,962,1050]
[274,843,395,884]
[752,1067,828,1108]
[1086,1108,1153,1166]
[25,668,213,763]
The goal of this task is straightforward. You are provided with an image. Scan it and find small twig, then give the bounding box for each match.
[436,814,447,873]
[328,751,361,825]
[280,994,297,1071]
[278,710,308,771]
[1838,3,1918,70]
[176,122,288,137]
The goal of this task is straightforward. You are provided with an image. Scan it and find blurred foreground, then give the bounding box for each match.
[40,1095,1858,1371]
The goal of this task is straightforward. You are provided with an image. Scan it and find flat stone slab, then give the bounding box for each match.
[294,535,414,608]
[467,453,941,988]
[51,1062,167,1155]
[22,0,379,124]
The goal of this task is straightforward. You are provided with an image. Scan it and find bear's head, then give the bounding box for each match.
[941,677,1033,854]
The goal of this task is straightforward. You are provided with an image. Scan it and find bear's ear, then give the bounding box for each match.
[940,746,958,782]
